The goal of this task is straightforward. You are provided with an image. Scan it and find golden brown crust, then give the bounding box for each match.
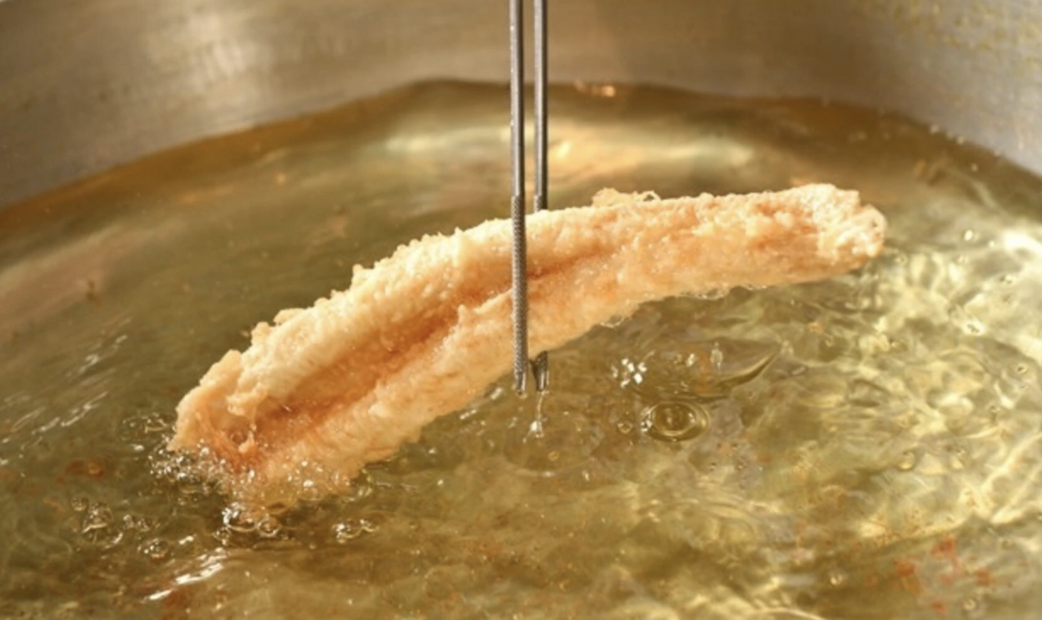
[169,185,886,507]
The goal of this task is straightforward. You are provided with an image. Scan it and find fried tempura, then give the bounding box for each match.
[169,184,886,506]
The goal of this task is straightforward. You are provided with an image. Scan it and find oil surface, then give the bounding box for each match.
[3,82,1042,619]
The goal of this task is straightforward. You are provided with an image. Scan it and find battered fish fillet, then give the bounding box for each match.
[169,184,886,507]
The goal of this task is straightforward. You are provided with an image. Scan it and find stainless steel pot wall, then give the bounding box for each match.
[1,0,1040,208]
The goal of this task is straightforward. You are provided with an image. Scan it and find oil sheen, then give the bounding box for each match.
[2,82,1042,619]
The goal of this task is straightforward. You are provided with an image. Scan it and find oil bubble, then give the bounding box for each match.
[81,502,114,534]
[222,505,258,534]
[256,515,282,539]
[897,450,918,471]
[122,513,157,533]
[333,518,378,543]
[140,538,171,561]
[641,401,710,442]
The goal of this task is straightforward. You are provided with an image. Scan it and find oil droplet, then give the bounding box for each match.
[962,597,978,611]
[897,450,918,471]
[212,527,232,546]
[828,569,848,586]
[963,320,984,336]
[641,402,710,442]
[616,421,634,434]
[710,343,724,372]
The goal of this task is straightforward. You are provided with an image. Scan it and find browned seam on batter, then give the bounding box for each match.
[225,252,598,470]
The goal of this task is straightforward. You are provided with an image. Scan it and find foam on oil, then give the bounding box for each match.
[2,82,1042,619]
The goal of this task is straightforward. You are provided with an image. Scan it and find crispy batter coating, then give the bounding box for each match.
[169,185,886,506]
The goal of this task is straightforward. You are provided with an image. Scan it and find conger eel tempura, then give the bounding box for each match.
[169,184,887,507]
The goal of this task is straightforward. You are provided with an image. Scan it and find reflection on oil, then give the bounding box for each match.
[2,81,1042,619]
